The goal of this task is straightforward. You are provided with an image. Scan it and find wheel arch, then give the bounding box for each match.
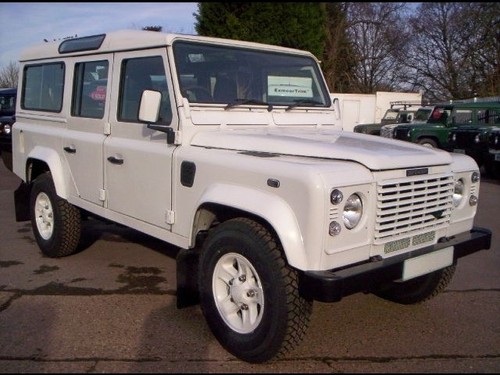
[26,146,68,199]
[192,184,308,269]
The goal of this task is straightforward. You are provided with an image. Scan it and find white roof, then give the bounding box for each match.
[19,29,315,63]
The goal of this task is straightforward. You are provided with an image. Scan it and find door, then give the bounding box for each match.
[63,56,112,205]
[104,49,177,229]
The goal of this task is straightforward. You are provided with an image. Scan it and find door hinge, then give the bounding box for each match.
[99,189,106,202]
[166,210,175,225]
[104,122,111,135]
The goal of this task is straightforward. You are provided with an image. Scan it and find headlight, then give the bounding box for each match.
[451,133,456,142]
[474,134,480,143]
[3,124,11,134]
[453,179,464,207]
[343,193,363,229]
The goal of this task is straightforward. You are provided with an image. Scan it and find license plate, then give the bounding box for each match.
[495,154,500,161]
[402,246,453,281]
[453,149,465,154]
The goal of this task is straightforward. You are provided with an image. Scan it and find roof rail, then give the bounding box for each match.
[389,100,423,109]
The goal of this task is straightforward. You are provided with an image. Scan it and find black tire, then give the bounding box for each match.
[198,217,312,363]
[30,172,82,258]
[373,265,456,305]
[417,138,438,148]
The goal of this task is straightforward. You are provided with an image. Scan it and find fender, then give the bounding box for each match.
[198,183,308,269]
[27,146,69,199]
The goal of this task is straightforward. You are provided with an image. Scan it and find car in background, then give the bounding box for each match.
[353,101,421,135]
[380,105,435,138]
[391,101,500,149]
[447,107,500,174]
[0,87,16,171]
[486,127,500,178]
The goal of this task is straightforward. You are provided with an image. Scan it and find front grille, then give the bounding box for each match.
[375,174,454,242]
[380,128,392,138]
[452,131,479,148]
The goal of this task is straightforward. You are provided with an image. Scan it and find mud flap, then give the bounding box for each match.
[14,182,31,222]
[176,248,200,308]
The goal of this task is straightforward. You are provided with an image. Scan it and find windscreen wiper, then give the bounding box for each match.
[225,99,273,112]
[285,99,324,111]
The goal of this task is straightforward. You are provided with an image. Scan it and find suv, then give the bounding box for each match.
[446,105,500,173]
[11,30,491,363]
[380,105,436,139]
[392,102,500,149]
[353,101,421,135]
[0,87,16,170]
[486,127,500,178]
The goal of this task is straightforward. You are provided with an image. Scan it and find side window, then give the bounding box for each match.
[118,56,172,124]
[22,63,64,112]
[72,60,108,118]
[453,109,473,125]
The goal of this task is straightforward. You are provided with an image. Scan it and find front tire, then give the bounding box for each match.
[417,138,438,148]
[198,218,312,363]
[373,265,456,305]
[30,172,82,258]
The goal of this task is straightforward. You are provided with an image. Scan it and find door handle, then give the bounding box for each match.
[107,156,124,165]
[63,146,76,154]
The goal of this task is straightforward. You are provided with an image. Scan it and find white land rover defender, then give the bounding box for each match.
[12,30,491,363]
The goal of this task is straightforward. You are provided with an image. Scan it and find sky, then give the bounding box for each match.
[0,2,199,68]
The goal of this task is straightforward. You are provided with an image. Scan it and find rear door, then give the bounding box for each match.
[63,56,112,205]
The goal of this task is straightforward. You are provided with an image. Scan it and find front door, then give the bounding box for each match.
[104,49,177,229]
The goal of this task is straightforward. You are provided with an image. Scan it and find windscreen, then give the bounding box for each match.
[173,41,331,108]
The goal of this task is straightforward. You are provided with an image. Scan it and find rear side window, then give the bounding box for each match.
[22,63,64,112]
[477,109,500,125]
[72,60,108,119]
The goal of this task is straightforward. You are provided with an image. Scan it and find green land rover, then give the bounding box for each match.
[447,119,500,174]
[392,101,500,150]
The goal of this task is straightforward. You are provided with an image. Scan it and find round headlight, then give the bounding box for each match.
[453,179,464,207]
[451,133,456,142]
[343,194,363,229]
[474,134,480,143]
[471,171,480,183]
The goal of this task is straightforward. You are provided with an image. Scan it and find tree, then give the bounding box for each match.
[0,61,19,88]
[404,2,500,102]
[194,3,326,59]
[343,2,412,93]
[321,3,357,92]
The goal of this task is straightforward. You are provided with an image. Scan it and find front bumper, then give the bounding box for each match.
[300,227,492,302]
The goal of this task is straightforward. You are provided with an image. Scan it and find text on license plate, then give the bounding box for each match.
[402,246,454,281]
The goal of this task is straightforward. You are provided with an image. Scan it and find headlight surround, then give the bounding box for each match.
[453,179,465,207]
[343,193,363,229]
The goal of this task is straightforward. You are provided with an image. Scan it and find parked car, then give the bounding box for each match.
[447,114,500,174]
[0,87,16,170]
[380,105,435,138]
[392,101,500,149]
[353,101,421,135]
[486,127,500,178]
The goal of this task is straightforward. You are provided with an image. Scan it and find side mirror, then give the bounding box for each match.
[138,90,161,123]
[140,89,175,144]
